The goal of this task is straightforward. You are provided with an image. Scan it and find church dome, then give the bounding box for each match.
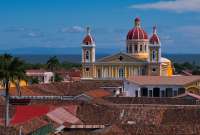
[82,27,94,45]
[149,26,160,44]
[127,17,148,40]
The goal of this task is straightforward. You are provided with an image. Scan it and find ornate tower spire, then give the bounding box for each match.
[81,27,96,79]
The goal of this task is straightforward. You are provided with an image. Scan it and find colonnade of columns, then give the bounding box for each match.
[95,65,144,79]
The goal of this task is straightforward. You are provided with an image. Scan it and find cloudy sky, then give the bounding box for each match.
[0,0,200,54]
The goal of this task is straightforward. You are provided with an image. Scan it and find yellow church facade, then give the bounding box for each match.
[81,17,173,80]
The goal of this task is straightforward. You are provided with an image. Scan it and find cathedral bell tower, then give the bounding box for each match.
[148,26,161,76]
[81,27,96,79]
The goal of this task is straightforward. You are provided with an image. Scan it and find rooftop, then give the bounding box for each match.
[127,75,200,86]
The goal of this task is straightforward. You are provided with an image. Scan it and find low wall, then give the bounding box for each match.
[105,97,196,105]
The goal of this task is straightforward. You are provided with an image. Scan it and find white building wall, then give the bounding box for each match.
[124,80,183,97]
[43,72,54,83]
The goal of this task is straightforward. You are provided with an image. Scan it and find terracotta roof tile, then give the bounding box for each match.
[127,75,200,86]
[85,89,112,98]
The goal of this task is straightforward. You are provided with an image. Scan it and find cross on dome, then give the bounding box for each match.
[86,26,91,35]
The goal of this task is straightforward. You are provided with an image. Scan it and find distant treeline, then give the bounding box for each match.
[174,62,200,75]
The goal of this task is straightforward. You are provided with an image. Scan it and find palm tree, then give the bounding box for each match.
[46,56,60,72]
[0,54,26,127]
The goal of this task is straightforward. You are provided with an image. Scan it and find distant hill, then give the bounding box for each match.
[0,47,200,65]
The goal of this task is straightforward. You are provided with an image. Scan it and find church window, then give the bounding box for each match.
[86,50,89,60]
[152,68,156,72]
[140,45,143,52]
[134,45,138,52]
[144,45,147,51]
[152,50,156,61]
[119,67,124,78]
[129,45,132,53]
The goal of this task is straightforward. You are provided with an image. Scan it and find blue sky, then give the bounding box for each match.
[0,0,200,54]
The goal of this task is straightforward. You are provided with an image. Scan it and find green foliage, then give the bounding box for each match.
[30,77,39,84]
[54,73,63,82]
[174,62,200,75]
[61,61,81,70]
[46,56,60,71]
[0,53,26,127]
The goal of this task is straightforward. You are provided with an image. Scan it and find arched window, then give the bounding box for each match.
[129,45,132,53]
[134,45,138,53]
[86,50,89,60]
[140,45,143,52]
[152,50,156,61]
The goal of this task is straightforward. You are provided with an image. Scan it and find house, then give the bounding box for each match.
[26,69,54,84]
[55,69,81,82]
[124,76,200,97]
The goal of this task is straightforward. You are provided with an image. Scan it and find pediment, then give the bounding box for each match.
[96,52,145,63]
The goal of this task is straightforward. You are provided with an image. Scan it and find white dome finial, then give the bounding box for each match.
[153,26,157,34]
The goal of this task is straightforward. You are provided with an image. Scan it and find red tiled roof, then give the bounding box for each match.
[69,71,81,77]
[150,33,159,44]
[85,89,112,98]
[13,117,49,135]
[175,92,200,100]
[10,105,49,125]
[150,26,160,44]
[127,76,200,86]
[47,106,82,125]
[83,35,94,45]
[26,69,47,74]
[64,105,78,116]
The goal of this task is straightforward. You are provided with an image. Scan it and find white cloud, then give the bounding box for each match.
[130,0,200,13]
[22,31,44,38]
[60,26,84,33]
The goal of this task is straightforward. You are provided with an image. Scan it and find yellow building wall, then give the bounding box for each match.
[0,80,27,89]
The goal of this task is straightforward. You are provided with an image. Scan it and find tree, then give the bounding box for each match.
[54,73,63,82]
[46,56,60,72]
[0,54,26,127]
[30,77,39,84]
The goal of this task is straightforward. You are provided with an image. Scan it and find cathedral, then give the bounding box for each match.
[81,17,173,80]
